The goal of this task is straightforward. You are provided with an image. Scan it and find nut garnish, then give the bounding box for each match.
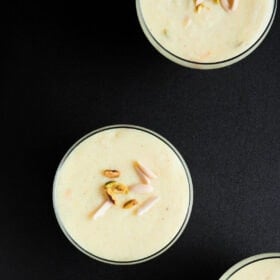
[137,196,159,216]
[220,0,239,12]
[194,0,238,13]
[92,200,113,220]
[104,181,128,194]
[195,0,205,6]
[135,161,157,179]
[123,199,138,209]
[134,165,151,184]
[103,169,120,178]
[130,183,154,194]
[195,3,205,13]
[92,160,160,219]
[106,190,116,204]
[104,181,128,205]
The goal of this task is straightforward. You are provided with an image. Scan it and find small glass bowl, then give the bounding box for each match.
[53,124,194,265]
[219,252,280,279]
[136,0,277,70]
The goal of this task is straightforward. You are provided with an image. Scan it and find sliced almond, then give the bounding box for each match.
[230,0,239,11]
[103,169,120,178]
[137,196,159,216]
[135,165,151,184]
[92,200,113,220]
[135,161,157,179]
[123,199,138,209]
[220,0,239,12]
[130,183,154,194]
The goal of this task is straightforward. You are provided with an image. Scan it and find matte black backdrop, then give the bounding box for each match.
[3,2,280,279]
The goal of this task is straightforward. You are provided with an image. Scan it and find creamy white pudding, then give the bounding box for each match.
[137,0,276,68]
[220,253,280,280]
[53,125,193,264]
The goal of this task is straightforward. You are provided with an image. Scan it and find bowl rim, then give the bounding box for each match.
[52,124,194,265]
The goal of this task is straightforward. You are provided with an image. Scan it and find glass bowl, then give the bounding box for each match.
[136,0,277,70]
[53,124,193,265]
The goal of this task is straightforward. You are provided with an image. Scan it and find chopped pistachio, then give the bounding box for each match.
[195,3,205,13]
[123,199,138,209]
[104,181,129,205]
[104,181,128,194]
[103,169,120,178]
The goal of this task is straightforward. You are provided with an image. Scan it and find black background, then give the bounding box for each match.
[3,2,280,279]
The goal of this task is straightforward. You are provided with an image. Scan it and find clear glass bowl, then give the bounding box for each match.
[219,253,280,279]
[53,124,194,265]
[136,0,277,70]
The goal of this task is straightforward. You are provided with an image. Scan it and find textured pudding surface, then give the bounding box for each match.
[54,127,190,262]
[140,0,274,63]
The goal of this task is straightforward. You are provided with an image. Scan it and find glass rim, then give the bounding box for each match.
[136,0,277,69]
[52,124,194,265]
[219,252,280,280]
